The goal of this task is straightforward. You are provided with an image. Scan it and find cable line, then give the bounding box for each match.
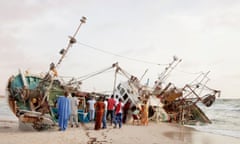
[77,42,168,66]
[77,42,205,78]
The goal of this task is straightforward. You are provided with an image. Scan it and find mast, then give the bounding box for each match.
[42,17,87,104]
[56,16,87,68]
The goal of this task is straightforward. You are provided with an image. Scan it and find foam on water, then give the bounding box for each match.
[0,97,18,121]
[192,99,240,138]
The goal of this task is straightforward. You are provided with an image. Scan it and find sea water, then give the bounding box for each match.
[0,97,18,121]
[0,97,240,138]
[190,98,240,138]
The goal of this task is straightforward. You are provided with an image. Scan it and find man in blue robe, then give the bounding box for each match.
[57,91,71,131]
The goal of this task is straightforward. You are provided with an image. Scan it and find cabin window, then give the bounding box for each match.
[29,77,34,82]
[123,94,128,100]
[127,89,130,94]
[120,88,125,95]
[117,84,121,90]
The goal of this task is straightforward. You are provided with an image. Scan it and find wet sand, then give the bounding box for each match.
[0,120,240,144]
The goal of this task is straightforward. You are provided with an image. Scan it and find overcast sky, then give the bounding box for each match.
[1,0,240,98]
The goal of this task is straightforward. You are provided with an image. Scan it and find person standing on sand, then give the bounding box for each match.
[69,93,79,128]
[140,100,149,126]
[123,99,131,123]
[94,97,105,130]
[57,91,71,131]
[114,95,119,105]
[102,97,108,129]
[114,98,124,128]
[87,96,96,121]
[107,95,116,125]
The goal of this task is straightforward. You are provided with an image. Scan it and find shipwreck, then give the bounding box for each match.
[6,17,221,131]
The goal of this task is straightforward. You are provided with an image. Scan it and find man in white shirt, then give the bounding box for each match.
[102,97,108,129]
[69,93,79,128]
[87,96,96,121]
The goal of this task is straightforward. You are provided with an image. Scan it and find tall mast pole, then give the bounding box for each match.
[56,16,87,68]
[42,17,87,104]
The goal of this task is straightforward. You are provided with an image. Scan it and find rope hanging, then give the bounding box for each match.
[78,42,168,66]
[78,64,116,81]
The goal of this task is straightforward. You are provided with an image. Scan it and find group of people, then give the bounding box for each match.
[56,91,149,132]
[88,94,149,130]
[56,92,123,131]
[57,91,80,131]
[88,95,125,130]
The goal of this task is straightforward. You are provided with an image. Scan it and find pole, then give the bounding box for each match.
[41,17,87,116]
[56,16,87,68]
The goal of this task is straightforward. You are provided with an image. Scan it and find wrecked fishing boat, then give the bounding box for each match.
[113,57,221,125]
[6,17,220,131]
[7,17,88,130]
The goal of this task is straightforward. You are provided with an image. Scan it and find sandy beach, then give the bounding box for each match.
[0,120,240,144]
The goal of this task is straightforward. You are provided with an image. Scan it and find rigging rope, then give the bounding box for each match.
[77,66,115,81]
[77,42,168,66]
[76,42,206,79]
[175,69,203,75]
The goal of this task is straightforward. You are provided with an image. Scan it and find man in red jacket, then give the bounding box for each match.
[107,95,116,125]
[114,98,124,128]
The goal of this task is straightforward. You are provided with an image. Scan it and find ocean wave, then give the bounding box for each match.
[190,98,240,138]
